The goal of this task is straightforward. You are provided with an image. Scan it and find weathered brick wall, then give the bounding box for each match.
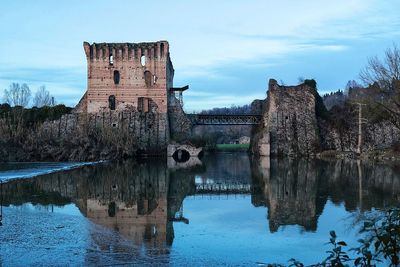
[83,41,173,113]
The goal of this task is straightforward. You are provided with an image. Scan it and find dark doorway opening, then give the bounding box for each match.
[109,95,116,110]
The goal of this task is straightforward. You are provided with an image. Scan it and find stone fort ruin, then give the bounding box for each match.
[72,41,192,157]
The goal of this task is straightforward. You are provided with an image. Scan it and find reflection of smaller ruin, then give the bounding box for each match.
[251,157,400,233]
[251,158,318,232]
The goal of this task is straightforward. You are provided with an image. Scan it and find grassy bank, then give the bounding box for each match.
[215,143,250,152]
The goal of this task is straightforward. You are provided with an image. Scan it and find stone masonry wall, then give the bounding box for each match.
[252,79,320,156]
[0,111,169,161]
[41,111,170,153]
[320,118,400,152]
[168,96,192,141]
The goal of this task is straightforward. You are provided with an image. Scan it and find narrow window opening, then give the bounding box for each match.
[160,43,164,57]
[153,75,157,84]
[109,95,116,110]
[109,54,114,65]
[140,55,146,66]
[144,71,152,88]
[113,70,120,84]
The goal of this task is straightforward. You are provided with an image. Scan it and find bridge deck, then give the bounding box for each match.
[187,114,262,125]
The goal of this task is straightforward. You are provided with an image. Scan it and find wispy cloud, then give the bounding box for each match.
[0,0,399,110]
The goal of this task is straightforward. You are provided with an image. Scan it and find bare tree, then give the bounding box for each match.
[358,44,400,130]
[3,83,31,107]
[33,85,54,107]
[360,43,400,90]
[344,80,363,96]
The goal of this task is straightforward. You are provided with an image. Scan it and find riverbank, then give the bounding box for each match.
[215,143,250,152]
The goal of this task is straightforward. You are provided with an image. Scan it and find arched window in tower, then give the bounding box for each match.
[144,71,152,88]
[140,55,146,66]
[113,70,120,84]
[109,95,116,110]
[109,54,114,65]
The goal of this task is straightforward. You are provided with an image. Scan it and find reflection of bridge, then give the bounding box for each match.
[195,182,251,194]
[187,114,262,125]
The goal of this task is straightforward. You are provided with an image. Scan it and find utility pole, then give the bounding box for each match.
[355,102,367,155]
[357,103,362,154]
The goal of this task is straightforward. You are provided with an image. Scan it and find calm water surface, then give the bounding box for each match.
[0,153,399,266]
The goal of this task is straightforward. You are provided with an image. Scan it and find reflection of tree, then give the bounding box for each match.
[251,157,400,233]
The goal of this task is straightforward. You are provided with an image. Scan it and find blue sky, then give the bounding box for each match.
[0,0,399,111]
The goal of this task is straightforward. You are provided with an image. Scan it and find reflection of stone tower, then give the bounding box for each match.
[85,198,169,248]
[76,162,172,249]
[82,41,174,113]
[251,157,319,232]
[267,159,319,232]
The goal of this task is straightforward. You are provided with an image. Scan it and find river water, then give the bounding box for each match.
[0,153,399,266]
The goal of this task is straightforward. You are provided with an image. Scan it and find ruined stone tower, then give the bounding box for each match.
[251,79,320,156]
[81,41,174,113]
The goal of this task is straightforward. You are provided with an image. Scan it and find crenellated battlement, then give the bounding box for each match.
[83,41,169,61]
[80,40,175,114]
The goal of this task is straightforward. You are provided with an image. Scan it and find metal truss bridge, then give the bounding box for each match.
[187,114,262,125]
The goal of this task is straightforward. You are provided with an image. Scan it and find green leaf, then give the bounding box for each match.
[337,241,347,246]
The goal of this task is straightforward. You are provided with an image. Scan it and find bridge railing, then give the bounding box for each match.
[195,182,252,194]
[187,114,262,125]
